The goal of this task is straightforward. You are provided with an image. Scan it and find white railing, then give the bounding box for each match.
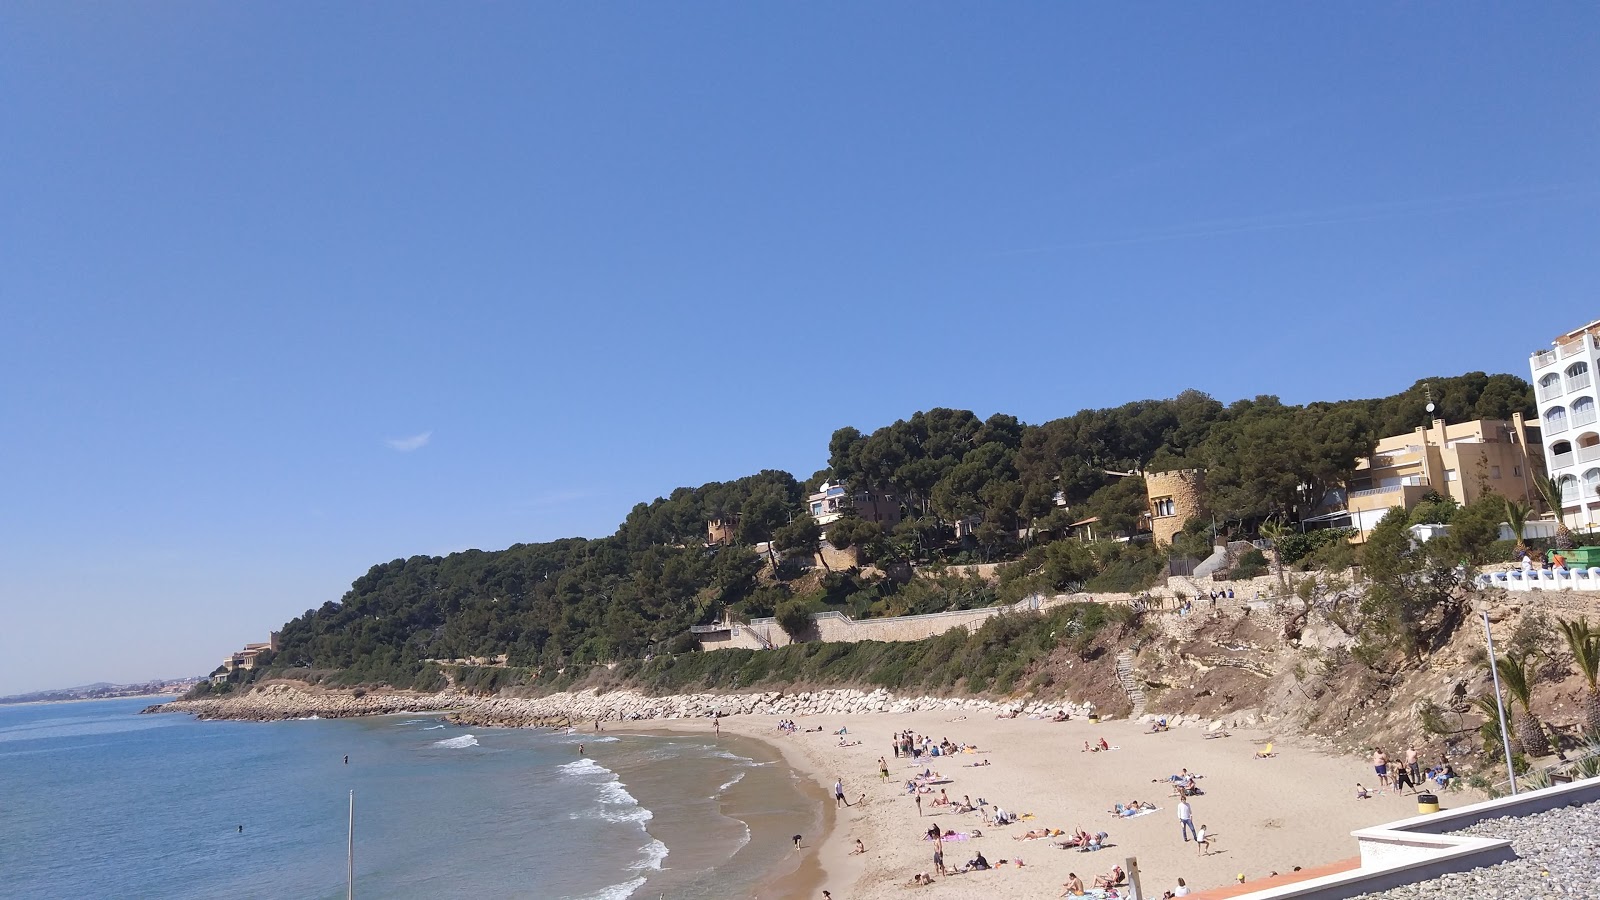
[1539,383,1565,402]
[1578,444,1600,463]
[1553,451,1575,469]
[1534,350,1559,369]
[1562,337,1590,358]
[1570,372,1592,391]
[1575,408,1598,428]
[1547,417,1569,435]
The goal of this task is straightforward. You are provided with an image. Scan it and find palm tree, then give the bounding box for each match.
[1493,652,1551,757]
[1502,498,1531,557]
[1535,475,1575,550]
[1556,616,1600,734]
[1474,694,1522,757]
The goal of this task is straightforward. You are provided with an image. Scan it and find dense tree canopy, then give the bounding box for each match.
[241,371,1532,688]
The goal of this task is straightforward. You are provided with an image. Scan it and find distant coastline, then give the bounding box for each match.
[6,691,185,707]
[2,679,200,706]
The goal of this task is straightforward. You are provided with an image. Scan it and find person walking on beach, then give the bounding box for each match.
[1405,746,1420,783]
[915,793,923,816]
[1177,797,1196,842]
[1372,749,1389,790]
[835,779,848,807]
[879,757,890,781]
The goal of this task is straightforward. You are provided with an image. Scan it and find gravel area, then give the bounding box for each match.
[1349,800,1600,899]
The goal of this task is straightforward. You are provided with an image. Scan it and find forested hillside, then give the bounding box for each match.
[225,372,1532,691]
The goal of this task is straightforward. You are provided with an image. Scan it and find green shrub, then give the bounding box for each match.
[1231,549,1269,580]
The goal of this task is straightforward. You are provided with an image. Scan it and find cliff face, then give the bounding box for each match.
[160,588,1600,777]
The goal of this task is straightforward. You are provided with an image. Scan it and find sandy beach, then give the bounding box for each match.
[648,711,1469,900]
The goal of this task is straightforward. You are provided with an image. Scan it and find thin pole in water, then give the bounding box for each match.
[1482,610,1518,795]
[348,789,355,900]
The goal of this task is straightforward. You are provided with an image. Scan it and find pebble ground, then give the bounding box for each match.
[1349,800,1600,899]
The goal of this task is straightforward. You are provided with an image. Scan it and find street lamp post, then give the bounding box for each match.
[1480,608,1518,795]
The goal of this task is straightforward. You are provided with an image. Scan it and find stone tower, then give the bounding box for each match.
[1145,469,1207,547]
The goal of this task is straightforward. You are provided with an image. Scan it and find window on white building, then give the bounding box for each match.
[1444,469,1458,482]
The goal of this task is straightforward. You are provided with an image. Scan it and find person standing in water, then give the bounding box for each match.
[578,744,585,756]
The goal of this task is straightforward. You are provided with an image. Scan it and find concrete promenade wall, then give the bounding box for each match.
[694,569,1293,654]
[699,593,1091,651]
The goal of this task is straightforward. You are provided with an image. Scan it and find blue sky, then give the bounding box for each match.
[2,4,1596,694]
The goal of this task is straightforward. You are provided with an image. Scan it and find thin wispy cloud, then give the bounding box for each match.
[384,431,432,452]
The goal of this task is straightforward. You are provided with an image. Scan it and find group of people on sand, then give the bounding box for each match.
[894,729,978,760]
[1083,737,1112,752]
[1364,745,1456,796]
[1356,743,1459,791]
[1059,862,1129,897]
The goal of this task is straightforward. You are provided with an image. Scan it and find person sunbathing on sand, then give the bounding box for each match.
[1094,865,1126,889]
[1014,828,1051,841]
[1060,872,1086,896]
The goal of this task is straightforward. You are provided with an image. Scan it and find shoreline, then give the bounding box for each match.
[623,719,845,900]
[158,684,1468,897]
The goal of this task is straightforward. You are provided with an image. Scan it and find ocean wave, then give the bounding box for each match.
[558,758,658,830]
[634,837,668,871]
[424,724,445,730]
[708,749,753,764]
[431,734,479,749]
[716,771,745,794]
[557,758,607,776]
[569,875,646,900]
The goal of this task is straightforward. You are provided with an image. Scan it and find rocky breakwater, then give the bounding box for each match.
[147,682,1110,726]
[143,682,463,721]
[446,687,1103,727]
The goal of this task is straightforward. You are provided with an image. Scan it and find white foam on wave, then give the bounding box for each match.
[424,724,445,730]
[716,771,745,794]
[569,875,646,900]
[708,749,753,764]
[431,734,479,749]
[558,757,606,776]
[635,837,668,871]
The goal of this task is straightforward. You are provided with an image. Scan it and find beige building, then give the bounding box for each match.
[1145,468,1207,546]
[706,517,740,546]
[1345,415,1543,540]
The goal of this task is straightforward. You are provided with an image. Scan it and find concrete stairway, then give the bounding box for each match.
[1114,650,1147,718]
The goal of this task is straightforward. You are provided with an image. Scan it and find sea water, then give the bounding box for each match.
[0,698,818,899]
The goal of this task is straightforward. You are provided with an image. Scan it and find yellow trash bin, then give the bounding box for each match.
[1417,793,1439,814]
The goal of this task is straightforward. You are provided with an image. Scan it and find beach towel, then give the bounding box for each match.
[924,832,972,842]
[1123,806,1160,819]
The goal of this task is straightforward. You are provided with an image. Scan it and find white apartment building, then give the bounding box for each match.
[1531,319,1600,527]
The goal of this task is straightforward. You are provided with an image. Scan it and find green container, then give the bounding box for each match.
[1562,547,1600,568]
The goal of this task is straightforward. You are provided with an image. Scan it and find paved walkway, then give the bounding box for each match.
[1184,856,1361,899]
